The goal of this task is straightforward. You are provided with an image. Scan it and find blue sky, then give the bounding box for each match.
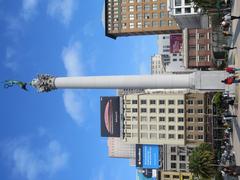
[0,0,157,180]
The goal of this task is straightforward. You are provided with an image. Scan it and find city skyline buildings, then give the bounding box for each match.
[105,0,181,39]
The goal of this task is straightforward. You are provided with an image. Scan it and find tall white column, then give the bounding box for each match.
[55,74,194,89]
[30,71,228,92]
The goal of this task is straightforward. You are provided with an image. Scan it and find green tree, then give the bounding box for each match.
[189,143,217,179]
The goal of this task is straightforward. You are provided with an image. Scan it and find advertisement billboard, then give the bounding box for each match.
[100,96,120,137]
[136,145,160,169]
[136,170,157,180]
[170,34,182,53]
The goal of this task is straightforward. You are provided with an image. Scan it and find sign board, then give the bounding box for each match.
[100,96,120,137]
[170,34,182,53]
[136,145,160,169]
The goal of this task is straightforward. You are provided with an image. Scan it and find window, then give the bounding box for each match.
[185,8,191,13]
[150,100,156,104]
[189,45,196,50]
[187,134,193,139]
[141,108,147,113]
[175,0,181,6]
[159,100,165,104]
[129,6,134,12]
[168,100,175,105]
[187,100,193,104]
[178,126,184,130]
[171,155,176,161]
[137,22,142,28]
[129,22,134,29]
[199,33,205,38]
[144,13,151,19]
[168,108,175,113]
[164,175,170,178]
[132,100,137,104]
[132,108,138,112]
[198,126,204,131]
[150,108,156,113]
[150,133,157,139]
[171,163,176,168]
[178,134,184,139]
[199,45,205,51]
[187,109,194,113]
[137,0,142,2]
[178,109,184,113]
[169,134,175,139]
[180,163,186,169]
[199,56,206,61]
[159,117,165,122]
[178,100,184,105]
[153,21,158,27]
[150,116,157,122]
[198,118,203,122]
[153,13,158,19]
[153,4,158,10]
[197,100,203,104]
[171,147,176,152]
[132,116,137,121]
[159,108,165,113]
[168,117,175,122]
[169,126,175,130]
[197,109,203,113]
[141,125,148,130]
[160,3,166,9]
[188,126,193,131]
[137,13,142,20]
[132,124,138,129]
[144,4,151,11]
[198,135,204,139]
[173,58,177,61]
[141,133,148,138]
[141,100,147,104]
[187,117,193,122]
[159,125,165,130]
[175,8,182,14]
[129,14,134,20]
[180,155,186,161]
[185,0,191,5]
[129,0,134,3]
[178,117,184,122]
[150,125,157,131]
[173,175,180,179]
[160,20,166,26]
[141,116,147,122]
[159,134,165,139]
[160,12,166,18]
[137,5,142,11]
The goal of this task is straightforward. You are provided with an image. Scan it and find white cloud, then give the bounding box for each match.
[61,41,84,125]
[63,90,83,125]
[101,3,105,30]
[62,41,83,76]
[47,0,76,25]
[22,0,39,20]
[3,136,69,180]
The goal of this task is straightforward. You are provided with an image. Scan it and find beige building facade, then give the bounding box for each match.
[161,171,193,180]
[185,92,215,145]
[105,0,181,39]
[122,90,186,145]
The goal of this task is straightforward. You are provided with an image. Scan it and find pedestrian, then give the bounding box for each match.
[223,13,240,21]
[223,31,232,36]
[221,76,240,85]
[222,44,237,51]
[222,166,240,176]
[221,20,230,29]
[225,67,240,73]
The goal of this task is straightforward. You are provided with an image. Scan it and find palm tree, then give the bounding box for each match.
[189,143,217,179]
